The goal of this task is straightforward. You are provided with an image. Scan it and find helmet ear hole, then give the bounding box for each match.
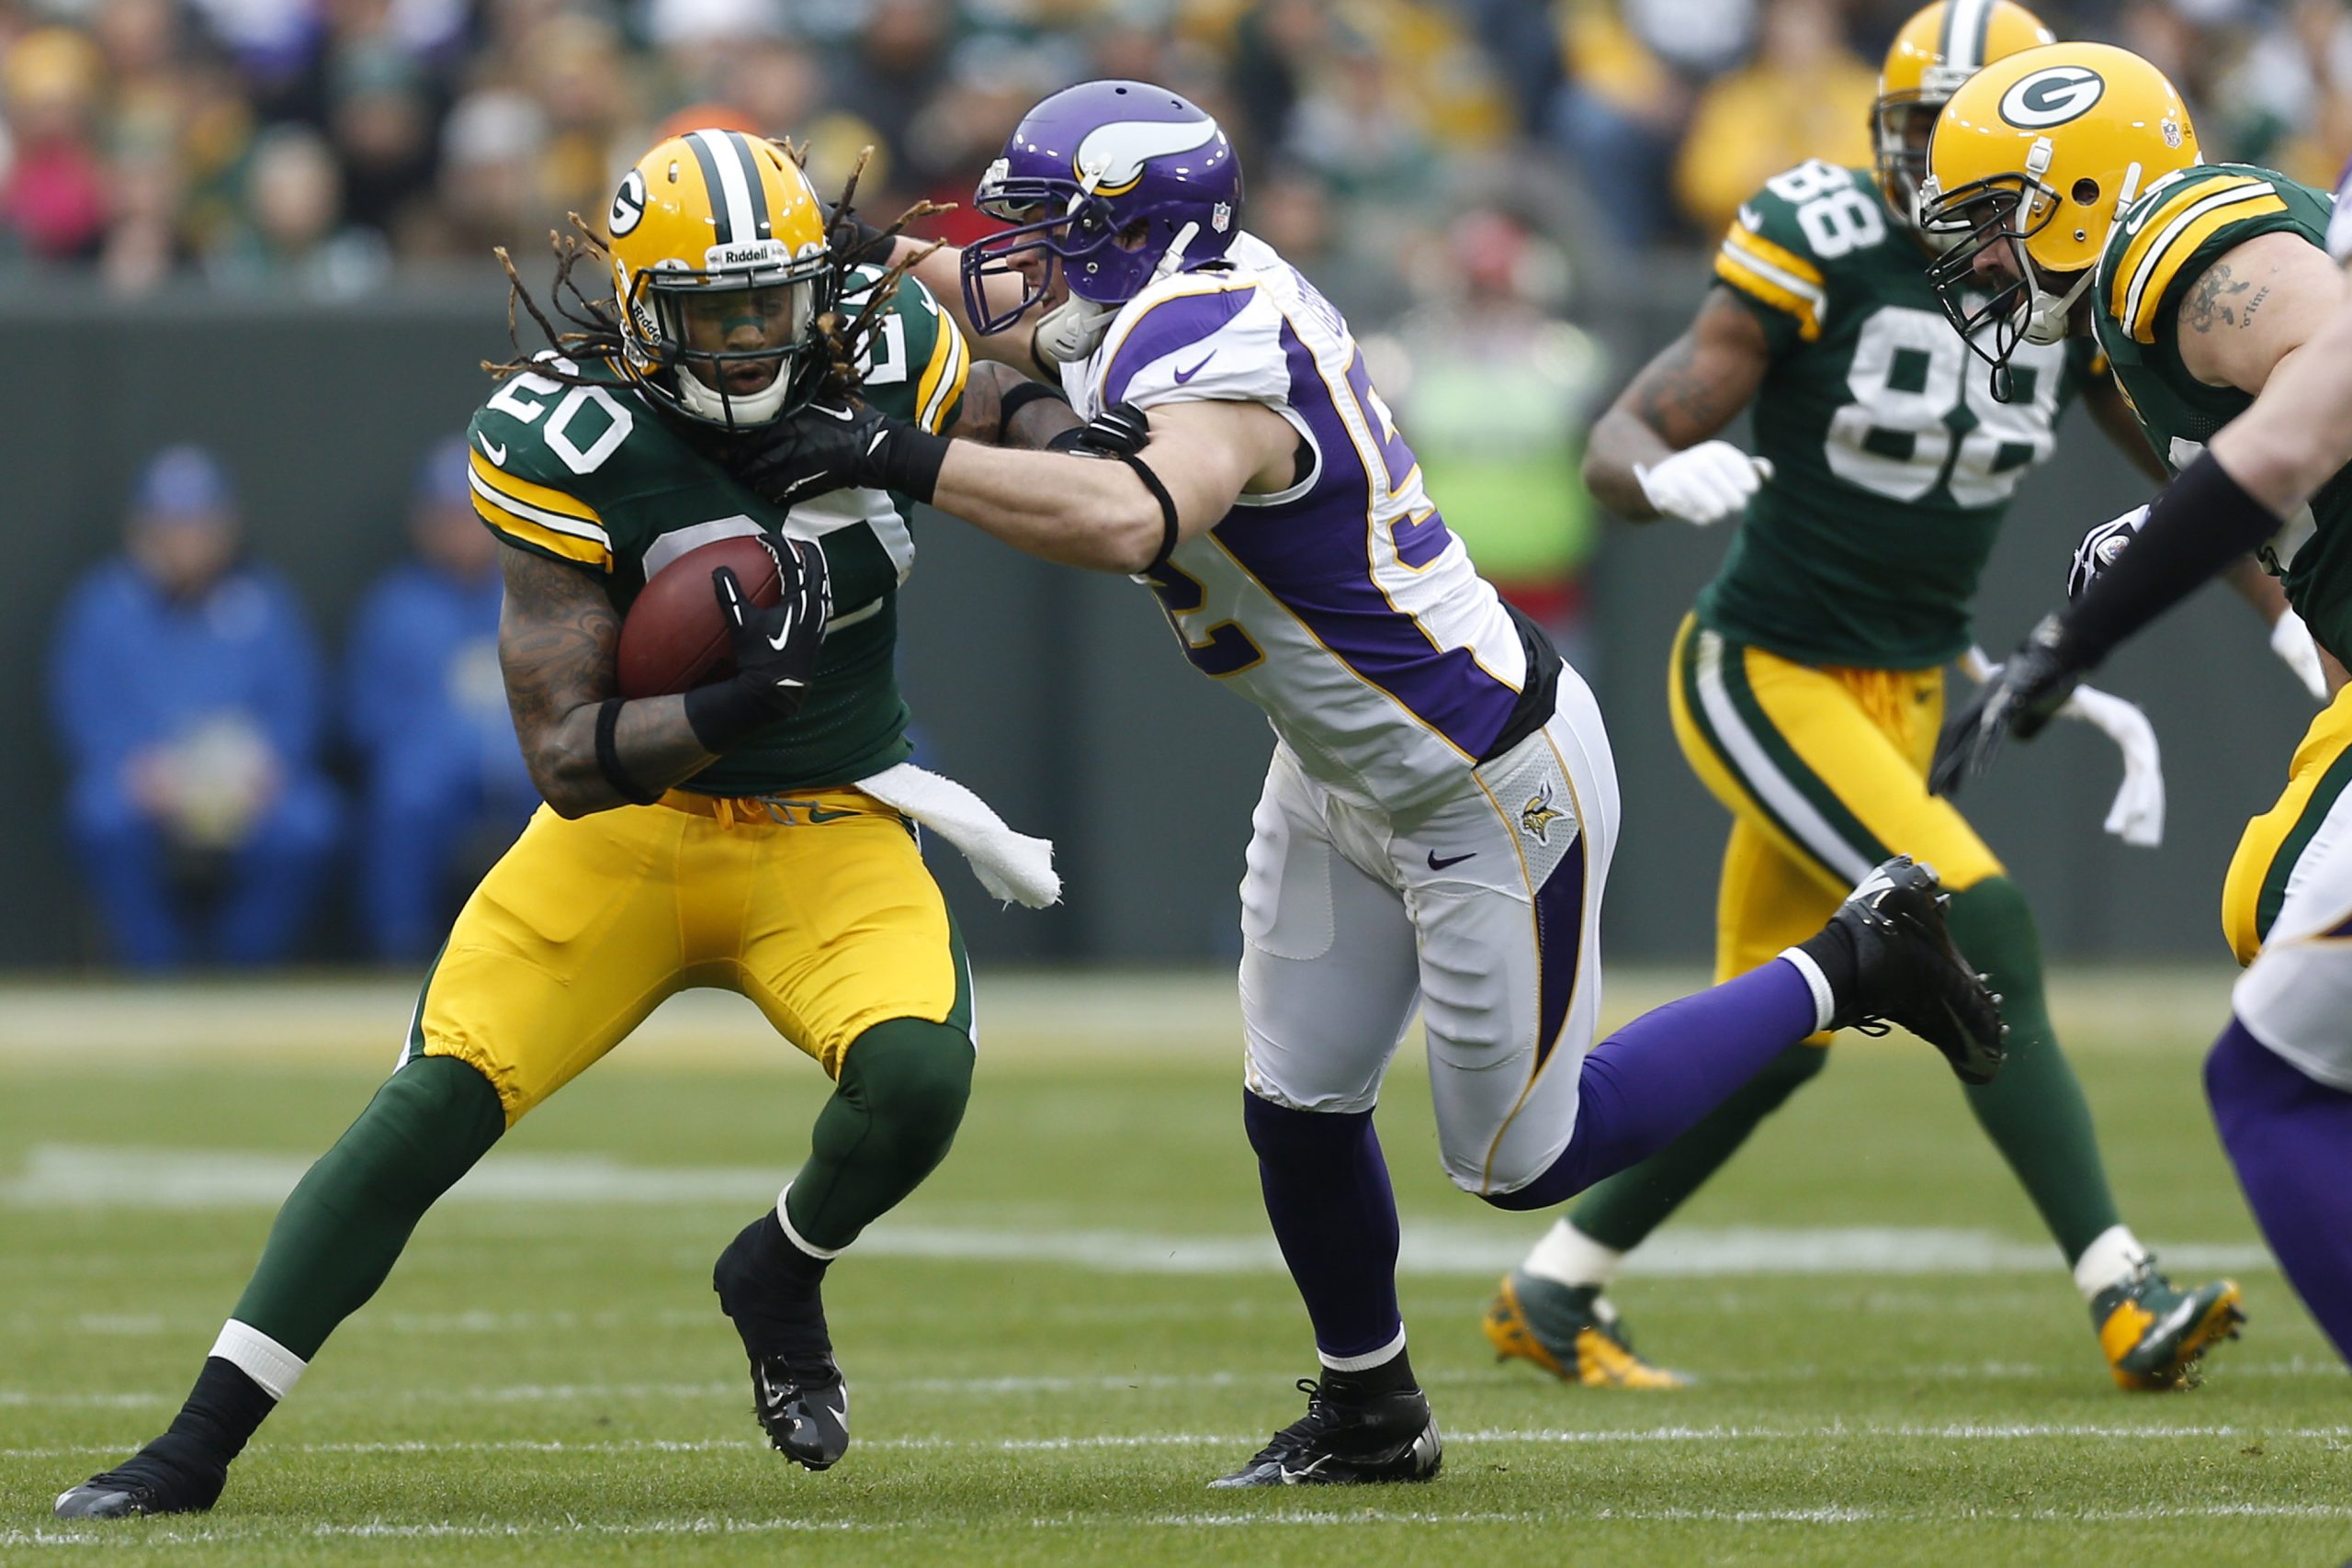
[2070,177,2100,206]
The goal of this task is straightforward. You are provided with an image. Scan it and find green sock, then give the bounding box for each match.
[1945,877,2121,1263]
[783,1019,974,1253]
[232,1055,505,1358]
[1566,1041,1829,1253]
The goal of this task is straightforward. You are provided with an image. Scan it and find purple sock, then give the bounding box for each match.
[1485,959,1821,1212]
[1242,1091,1404,1362]
[2205,1017,2352,1365]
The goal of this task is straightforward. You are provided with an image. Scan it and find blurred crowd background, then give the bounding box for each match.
[6,0,2348,969]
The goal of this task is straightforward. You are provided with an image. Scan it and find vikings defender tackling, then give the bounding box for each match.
[743,81,2002,1487]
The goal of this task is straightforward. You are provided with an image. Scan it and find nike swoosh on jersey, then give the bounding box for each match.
[1737,205,1762,230]
[1426,851,1476,870]
[1173,353,1215,385]
[479,435,507,464]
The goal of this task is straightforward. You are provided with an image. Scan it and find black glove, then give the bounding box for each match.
[1048,400,1152,458]
[1928,613,2084,796]
[734,392,950,510]
[684,538,831,750]
[2065,504,2148,602]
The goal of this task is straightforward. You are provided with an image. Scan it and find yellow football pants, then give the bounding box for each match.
[1668,616,2006,1005]
[2222,685,2352,964]
[403,787,971,1124]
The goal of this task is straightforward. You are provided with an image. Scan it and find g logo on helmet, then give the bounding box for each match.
[1997,66,2106,129]
[609,170,648,237]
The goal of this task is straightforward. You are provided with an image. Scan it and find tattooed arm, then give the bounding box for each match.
[1583,288,1773,519]
[499,547,718,818]
[2176,233,2342,398]
[944,359,1083,450]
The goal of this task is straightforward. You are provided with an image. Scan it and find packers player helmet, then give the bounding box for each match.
[605,130,833,429]
[1921,42,2199,389]
[1873,0,2053,231]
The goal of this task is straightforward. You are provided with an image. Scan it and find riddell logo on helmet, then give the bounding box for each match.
[707,241,787,269]
[1996,66,2105,129]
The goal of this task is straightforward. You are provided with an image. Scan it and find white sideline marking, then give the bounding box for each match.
[0,1145,2275,1277]
[13,1421,2352,1461]
[14,1500,2352,1549]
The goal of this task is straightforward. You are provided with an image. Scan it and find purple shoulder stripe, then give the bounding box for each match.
[1103,285,1258,405]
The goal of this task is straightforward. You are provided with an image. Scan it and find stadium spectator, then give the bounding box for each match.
[344,437,537,964]
[48,446,341,970]
[1,27,111,264]
[206,123,390,297]
[1673,0,1877,233]
[1379,208,1609,668]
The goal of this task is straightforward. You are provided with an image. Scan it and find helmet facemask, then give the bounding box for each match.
[619,250,833,431]
[1920,157,2093,400]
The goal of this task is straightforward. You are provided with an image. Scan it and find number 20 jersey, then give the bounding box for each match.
[1701,160,2102,670]
[1060,231,1557,816]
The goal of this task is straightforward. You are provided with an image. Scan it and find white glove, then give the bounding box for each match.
[2270,607,2331,702]
[1033,294,1116,367]
[1633,442,1772,525]
[1963,645,2164,847]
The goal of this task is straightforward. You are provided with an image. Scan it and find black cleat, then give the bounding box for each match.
[54,1433,227,1519]
[747,1353,852,1471]
[1825,855,2006,1084]
[1210,1376,1442,1488]
[714,1213,849,1472]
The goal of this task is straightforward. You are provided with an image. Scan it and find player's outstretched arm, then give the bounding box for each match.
[2205,256,2352,518]
[946,359,1083,450]
[1583,288,1773,525]
[930,398,1294,573]
[498,547,718,817]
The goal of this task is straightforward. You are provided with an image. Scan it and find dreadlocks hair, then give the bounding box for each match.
[481,143,956,408]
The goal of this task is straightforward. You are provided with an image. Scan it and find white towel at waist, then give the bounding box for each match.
[856,762,1061,908]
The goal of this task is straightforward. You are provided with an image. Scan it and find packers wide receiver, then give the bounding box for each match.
[55,130,1076,1520]
[1927,43,2352,1364]
[1491,1,2248,1393]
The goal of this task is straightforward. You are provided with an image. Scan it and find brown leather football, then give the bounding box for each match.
[615,536,784,698]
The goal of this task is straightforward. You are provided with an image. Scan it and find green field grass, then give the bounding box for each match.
[2,971,2346,1566]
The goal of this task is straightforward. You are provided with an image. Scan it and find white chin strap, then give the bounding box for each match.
[2023,267,2095,344]
[677,362,792,425]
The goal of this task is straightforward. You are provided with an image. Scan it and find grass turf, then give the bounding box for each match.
[1,971,2345,1565]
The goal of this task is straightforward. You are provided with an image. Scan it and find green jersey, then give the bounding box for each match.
[1699,159,2100,669]
[467,264,969,796]
[2089,162,2352,664]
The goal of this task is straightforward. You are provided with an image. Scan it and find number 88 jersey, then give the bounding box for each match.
[1697,158,2102,670]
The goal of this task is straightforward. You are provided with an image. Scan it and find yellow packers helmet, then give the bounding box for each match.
[1873,0,2053,229]
[606,129,833,429]
[1920,42,2198,393]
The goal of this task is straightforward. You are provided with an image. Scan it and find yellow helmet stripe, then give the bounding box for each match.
[1940,0,1995,70]
[2112,178,2285,342]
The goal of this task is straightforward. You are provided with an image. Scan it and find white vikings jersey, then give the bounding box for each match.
[1061,232,1557,814]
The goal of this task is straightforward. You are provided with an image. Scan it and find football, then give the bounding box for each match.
[614,535,784,698]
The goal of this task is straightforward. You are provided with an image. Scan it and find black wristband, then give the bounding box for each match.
[997,377,1069,436]
[876,425,953,504]
[594,699,662,806]
[683,679,781,752]
[1111,450,1181,574]
[2063,451,2284,666]
[826,207,891,265]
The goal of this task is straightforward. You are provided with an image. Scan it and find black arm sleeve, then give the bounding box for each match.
[2060,450,2285,666]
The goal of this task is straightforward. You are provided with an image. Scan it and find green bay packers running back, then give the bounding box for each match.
[54,130,1076,1521]
[1927,41,2352,1366]
[1486,1,2247,1394]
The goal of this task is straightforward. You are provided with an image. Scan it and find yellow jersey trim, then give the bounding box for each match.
[469,447,606,526]
[1715,231,1825,342]
[915,312,970,434]
[471,491,615,571]
[2111,177,2287,344]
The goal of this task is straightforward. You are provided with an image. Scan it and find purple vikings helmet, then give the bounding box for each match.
[960,80,1243,337]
